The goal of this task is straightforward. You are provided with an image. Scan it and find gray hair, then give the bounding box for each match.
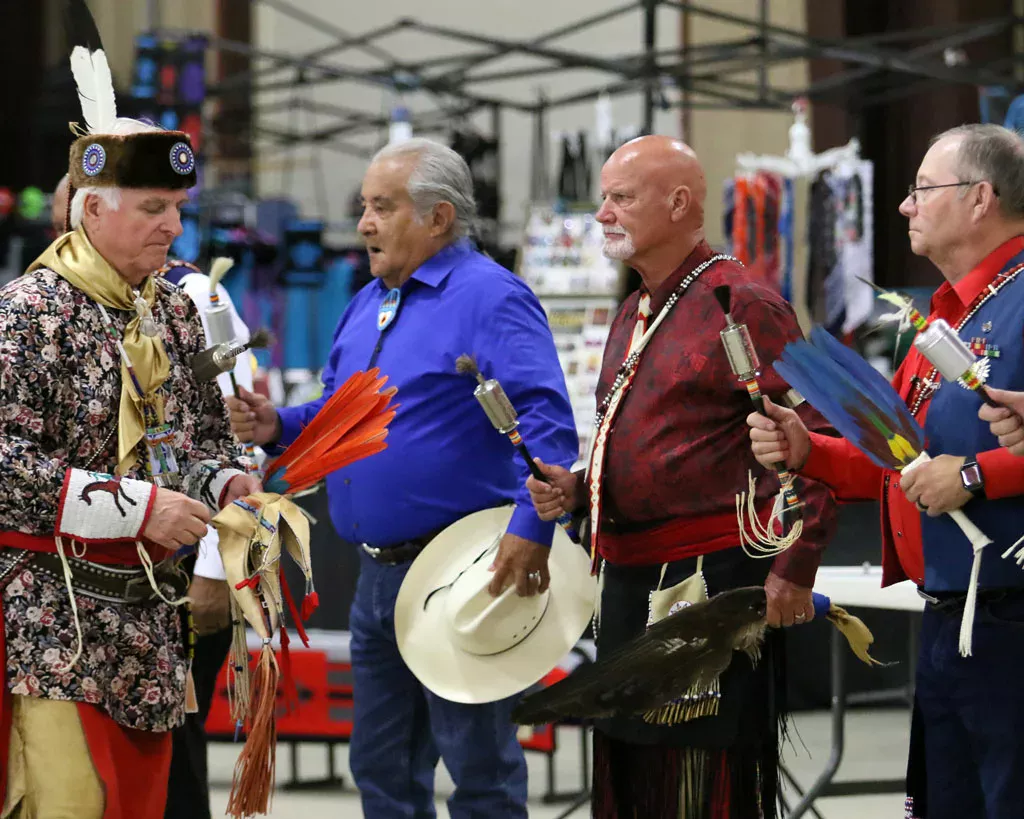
[931,123,1024,219]
[371,138,477,238]
[69,118,163,228]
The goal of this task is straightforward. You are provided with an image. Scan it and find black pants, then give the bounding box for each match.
[164,626,232,819]
[591,547,784,819]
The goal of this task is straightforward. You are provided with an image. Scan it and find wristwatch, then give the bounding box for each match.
[960,458,986,499]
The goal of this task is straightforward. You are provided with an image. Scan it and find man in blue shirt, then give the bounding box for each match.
[227,138,578,817]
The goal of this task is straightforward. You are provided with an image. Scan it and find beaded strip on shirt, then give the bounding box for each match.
[586,254,736,572]
[906,262,1024,417]
[592,254,740,429]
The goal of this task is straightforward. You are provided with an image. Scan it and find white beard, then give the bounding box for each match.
[602,232,635,261]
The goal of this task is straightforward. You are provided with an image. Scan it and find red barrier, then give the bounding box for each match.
[206,650,569,750]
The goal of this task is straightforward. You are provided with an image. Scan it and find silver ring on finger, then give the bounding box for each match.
[794,612,806,621]
[528,571,541,582]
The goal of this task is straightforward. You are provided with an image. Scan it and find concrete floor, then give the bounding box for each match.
[208,706,910,817]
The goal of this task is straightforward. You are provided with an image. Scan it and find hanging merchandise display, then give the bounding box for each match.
[237,231,287,373]
[281,219,326,371]
[555,132,592,202]
[281,219,325,288]
[807,161,875,336]
[806,171,837,327]
[731,175,752,266]
[833,161,874,335]
[131,33,207,157]
[518,206,621,296]
[730,101,873,334]
[722,178,735,257]
[450,129,500,224]
[518,205,624,464]
[728,171,783,288]
[779,177,795,303]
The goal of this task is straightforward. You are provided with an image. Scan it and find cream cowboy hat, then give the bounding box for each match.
[395,506,596,704]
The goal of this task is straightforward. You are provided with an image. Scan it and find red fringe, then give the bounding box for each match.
[301,591,319,621]
[234,576,259,591]
[278,625,299,713]
[591,731,779,819]
[592,731,681,818]
[279,572,311,648]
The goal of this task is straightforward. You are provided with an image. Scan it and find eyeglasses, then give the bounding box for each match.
[906,180,994,203]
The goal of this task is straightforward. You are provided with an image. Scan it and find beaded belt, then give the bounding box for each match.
[29,551,189,605]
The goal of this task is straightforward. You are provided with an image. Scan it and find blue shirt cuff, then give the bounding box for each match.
[507,505,557,548]
[276,406,305,450]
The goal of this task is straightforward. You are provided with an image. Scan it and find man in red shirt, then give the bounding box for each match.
[748,123,1024,819]
[527,135,837,819]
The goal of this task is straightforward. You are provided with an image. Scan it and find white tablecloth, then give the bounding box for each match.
[813,565,924,612]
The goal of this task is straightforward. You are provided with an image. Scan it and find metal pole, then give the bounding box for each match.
[789,628,846,817]
[642,0,657,134]
[758,0,768,104]
[491,104,502,235]
[529,92,550,203]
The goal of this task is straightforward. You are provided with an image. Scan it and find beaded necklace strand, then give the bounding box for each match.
[593,254,738,430]
[907,262,1024,416]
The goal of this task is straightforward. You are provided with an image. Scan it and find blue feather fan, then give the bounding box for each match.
[773,327,925,470]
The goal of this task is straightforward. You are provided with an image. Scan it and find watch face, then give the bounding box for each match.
[962,464,983,489]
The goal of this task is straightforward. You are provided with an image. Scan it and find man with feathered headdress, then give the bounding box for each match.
[0,24,259,819]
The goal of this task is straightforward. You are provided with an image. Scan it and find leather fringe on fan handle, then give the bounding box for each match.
[227,596,251,725]
[902,452,993,657]
[227,640,279,818]
[735,471,802,558]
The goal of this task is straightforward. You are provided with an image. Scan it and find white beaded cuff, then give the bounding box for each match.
[55,469,156,543]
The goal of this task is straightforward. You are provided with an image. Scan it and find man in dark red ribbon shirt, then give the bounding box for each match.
[527,135,837,819]
[749,124,1024,819]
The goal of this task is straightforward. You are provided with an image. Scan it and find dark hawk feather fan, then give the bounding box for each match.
[512,587,769,726]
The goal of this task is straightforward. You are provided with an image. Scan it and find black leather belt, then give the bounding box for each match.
[361,532,441,566]
[29,552,189,605]
[918,587,1024,613]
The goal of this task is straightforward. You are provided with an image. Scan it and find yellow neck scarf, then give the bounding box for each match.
[29,228,171,475]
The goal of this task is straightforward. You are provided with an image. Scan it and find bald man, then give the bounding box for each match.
[51,174,69,236]
[525,136,837,819]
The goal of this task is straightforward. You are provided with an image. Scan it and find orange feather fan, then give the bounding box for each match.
[263,368,398,495]
[223,367,397,817]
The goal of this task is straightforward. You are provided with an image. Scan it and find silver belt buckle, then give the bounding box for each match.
[916,588,940,605]
[361,543,382,559]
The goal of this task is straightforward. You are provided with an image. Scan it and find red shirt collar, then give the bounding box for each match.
[645,240,715,316]
[931,235,1024,315]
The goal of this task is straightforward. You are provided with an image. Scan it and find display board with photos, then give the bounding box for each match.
[517,205,624,465]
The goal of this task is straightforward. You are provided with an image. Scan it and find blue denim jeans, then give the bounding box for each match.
[914,592,1024,819]
[348,548,528,818]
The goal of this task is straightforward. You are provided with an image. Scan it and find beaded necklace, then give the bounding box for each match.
[585,253,736,577]
[906,262,1024,416]
[593,254,737,429]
